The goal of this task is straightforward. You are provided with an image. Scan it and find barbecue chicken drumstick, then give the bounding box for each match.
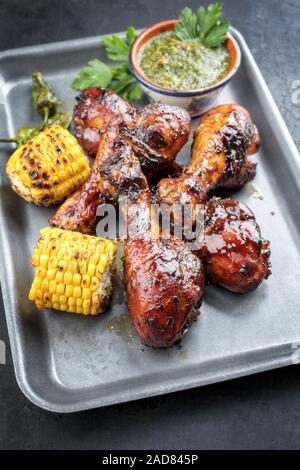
[50,97,191,233]
[115,139,205,348]
[158,104,260,221]
[199,197,271,294]
[122,162,204,347]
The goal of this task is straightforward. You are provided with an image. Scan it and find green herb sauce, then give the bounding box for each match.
[139,31,231,91]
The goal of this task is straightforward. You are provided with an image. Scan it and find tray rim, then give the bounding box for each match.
[0,27,300,413]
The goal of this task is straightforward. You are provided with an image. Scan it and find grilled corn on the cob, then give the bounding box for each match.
[29,227,117,315]
[6,125,90,206]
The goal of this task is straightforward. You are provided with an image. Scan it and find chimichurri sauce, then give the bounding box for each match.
[139,31,231,91]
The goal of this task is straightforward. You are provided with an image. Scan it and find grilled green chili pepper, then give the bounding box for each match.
[32,71,59,124]
[46,112,72,129]
[0,72,71,147]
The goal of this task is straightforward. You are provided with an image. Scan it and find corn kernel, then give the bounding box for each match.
[83,299,91,310]
[40,254,49,268]
[68,261,78,274]
[73,286,81,298]
[52,294,59,303]
[65,285,74,297]
[73,273,81,286]
[81,274,90,288]
[82,287,91,300]
[33,277,43,289]
[48,257,58,269]
[55,271,64,283]
[37,267,46,278]
[47,269,56,281]
[68,297,76,307]
[90,252,99,264]
[78,261,87,275]
[59,295,67,305]
[49,280,57,294]
[43,292,51,302]
[90,277,99,292]
[87,263,95,277]
[64,271,73,285]
[57,283,65,295]
[41,278,49,291]
[57,260,67,271]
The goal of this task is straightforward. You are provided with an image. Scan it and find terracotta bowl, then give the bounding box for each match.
[129,19,241,117]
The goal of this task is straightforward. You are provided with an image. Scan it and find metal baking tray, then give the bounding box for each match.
[0,27,300,413]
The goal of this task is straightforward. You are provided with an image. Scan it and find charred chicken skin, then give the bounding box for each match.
[114,102,190,177]
[73,87,133,156]
[50,97,191,233]
[50,129,147,233]
[157,104,260,220]
[73,87,191,176]
[199,197,271,294]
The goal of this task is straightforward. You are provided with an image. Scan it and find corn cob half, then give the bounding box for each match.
[6,125,90,206]
[29,227,117,315]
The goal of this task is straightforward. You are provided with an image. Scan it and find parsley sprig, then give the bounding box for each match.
[174,3,230,48]
[72,26,142,101]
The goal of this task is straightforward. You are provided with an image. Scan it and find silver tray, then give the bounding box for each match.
[1,28,300,413]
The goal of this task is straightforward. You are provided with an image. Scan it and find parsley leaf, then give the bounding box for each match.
[71,26,142,101]
[125,82,142,101]
[197,3,223,39]
[110,64,135,93]
[102,35,129,62]
[110,64,142,100]
[71,59,112,91]
[174,2,230,48]
[126,26,138,46]
[102,26,137,61]
[203,20,230,47]
[174,7,198,41]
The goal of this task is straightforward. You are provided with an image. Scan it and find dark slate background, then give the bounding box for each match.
[0,0,300,450]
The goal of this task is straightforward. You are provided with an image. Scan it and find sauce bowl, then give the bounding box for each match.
[129,20,241,117]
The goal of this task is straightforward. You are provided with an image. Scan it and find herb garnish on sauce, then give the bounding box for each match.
[174,3,230,47]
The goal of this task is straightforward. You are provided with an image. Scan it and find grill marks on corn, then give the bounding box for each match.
[29,227,117,315]
[6,125,90,206]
